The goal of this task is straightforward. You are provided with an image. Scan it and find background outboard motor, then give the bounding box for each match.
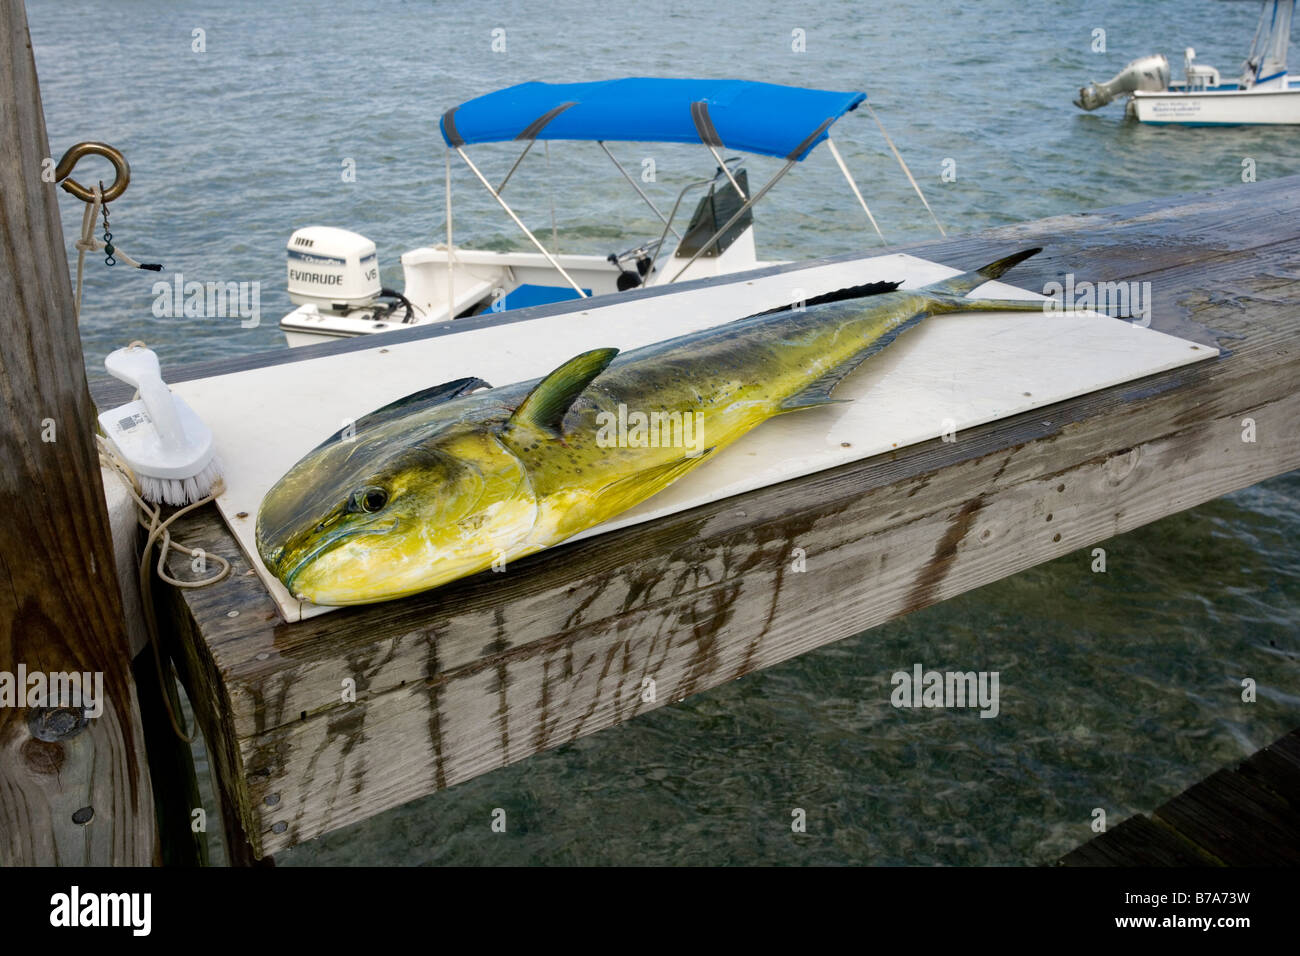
[1074,54,1170,110]
[286,226,382,312]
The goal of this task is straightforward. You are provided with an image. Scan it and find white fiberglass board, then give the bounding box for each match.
[166,253,1217,622]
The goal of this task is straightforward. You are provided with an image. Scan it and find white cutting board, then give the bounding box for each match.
[166,253,1216,622]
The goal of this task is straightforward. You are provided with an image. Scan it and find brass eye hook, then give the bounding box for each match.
[54,141,131,203]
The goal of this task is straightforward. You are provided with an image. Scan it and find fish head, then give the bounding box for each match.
[256,417,536,605]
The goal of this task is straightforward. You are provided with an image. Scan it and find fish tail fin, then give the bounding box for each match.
[923,247,1042,298]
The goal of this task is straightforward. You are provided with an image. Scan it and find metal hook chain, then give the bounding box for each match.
[99,180,115,266]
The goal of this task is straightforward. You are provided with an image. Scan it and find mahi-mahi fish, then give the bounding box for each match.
[257,248,1049,605]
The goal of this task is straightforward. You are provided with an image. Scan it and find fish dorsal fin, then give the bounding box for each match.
[320,376,491,445]
[754,279,902,317]
[508,347,619,436]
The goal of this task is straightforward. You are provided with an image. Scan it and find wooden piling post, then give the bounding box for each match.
[0,0,155,865]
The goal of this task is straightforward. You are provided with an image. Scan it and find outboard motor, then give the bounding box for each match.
[286,226,382,311]
[1074,54,1170,110]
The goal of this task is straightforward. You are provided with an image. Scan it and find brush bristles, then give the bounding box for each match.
[136,457,224,507]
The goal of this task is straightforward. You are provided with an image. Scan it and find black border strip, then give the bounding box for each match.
[691,101,723,148]
[516,101,578,141]
[441,107,463,147]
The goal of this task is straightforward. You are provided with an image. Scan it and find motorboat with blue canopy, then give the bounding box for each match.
[279,78,944,347]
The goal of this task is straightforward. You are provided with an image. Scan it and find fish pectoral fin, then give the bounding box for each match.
[588,448,716,517]
[779,311,931,412]
[779,369,856,413]
[779,387,852,413]
[508,347,619,436]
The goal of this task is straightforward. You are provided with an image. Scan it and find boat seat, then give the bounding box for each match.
[1186,64,1221,90]
[497,283,592,312]
[447,277,496,317]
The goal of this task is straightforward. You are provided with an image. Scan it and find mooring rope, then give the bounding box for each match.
[98,434,231,589]
[97,419,230,743]
[72,184,102,321]
[73,185,158,321]
[63,145,211,742]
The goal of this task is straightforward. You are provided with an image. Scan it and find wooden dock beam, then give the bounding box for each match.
[0,0,155,865]
[106,175,1300,858]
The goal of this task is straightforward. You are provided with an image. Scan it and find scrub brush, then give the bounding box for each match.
[98,344,223,506]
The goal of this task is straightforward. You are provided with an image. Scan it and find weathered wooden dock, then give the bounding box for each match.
[80,174,1300,860]
[2,3,155,866]
[1060,728,1300,866]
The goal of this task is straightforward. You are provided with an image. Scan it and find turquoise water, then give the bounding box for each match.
[28,0,1299,865]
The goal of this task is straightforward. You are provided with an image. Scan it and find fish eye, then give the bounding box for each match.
[349,485,389,514]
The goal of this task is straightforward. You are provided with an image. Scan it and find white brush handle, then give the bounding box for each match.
[136,375,185,450]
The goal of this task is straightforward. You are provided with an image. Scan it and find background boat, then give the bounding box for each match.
[1076,0,1299,124]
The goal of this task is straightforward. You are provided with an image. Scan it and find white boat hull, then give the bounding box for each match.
[280,227,774,348]
[1132,85,1300,125]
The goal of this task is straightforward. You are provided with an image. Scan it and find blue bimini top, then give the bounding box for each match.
[440,78,866,162]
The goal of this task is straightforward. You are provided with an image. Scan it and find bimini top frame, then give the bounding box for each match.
[436,78,941,304]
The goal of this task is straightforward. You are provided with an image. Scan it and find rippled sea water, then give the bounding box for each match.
[28,0,1299,865]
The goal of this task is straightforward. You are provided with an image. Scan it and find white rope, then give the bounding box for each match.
[96,432,231,591]
[73,184,153,321]
[826,137,886,245]
[67,179,221,740]
[73,184,103,321]
[98,429,231,743]
[77,235,149,269]
[864,102,946,238]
